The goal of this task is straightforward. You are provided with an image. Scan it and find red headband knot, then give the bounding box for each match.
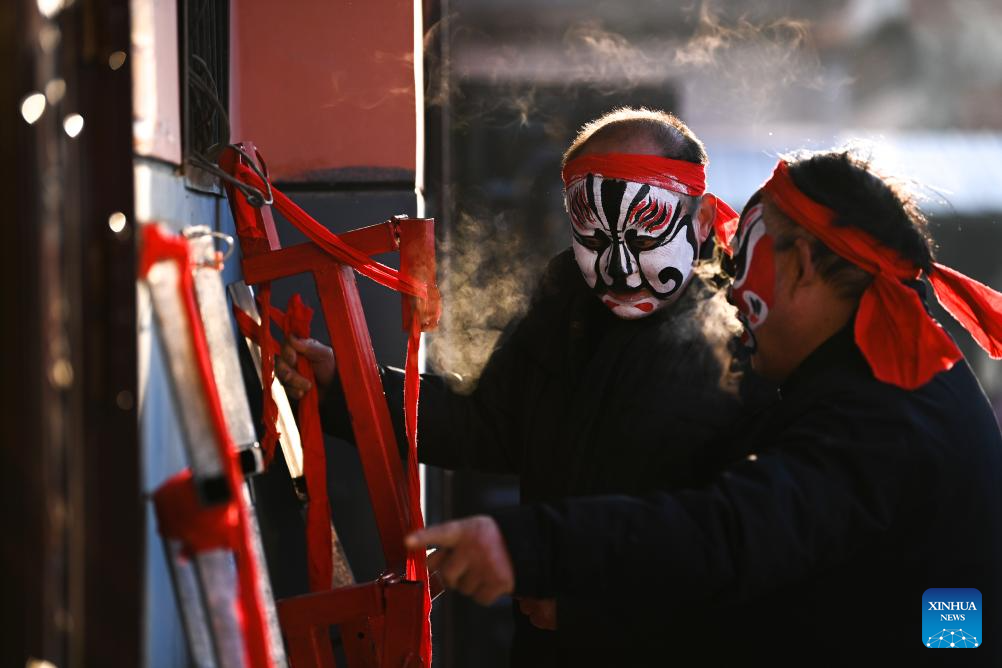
[562,153,739,254]
[762,160,1002,389]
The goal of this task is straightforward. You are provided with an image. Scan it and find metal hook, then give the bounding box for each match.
[184,226,236,267]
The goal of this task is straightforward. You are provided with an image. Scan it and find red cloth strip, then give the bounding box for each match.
[141,224,274,668]
[403,315,432,664]
[269,296,336,593]
[762,160,1002,389]
[561,153,739,254]
[232,163,427,299]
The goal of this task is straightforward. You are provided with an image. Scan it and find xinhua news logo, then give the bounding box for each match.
[923,588,982,649]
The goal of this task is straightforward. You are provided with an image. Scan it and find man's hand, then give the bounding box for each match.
[405,516,514,606]
[517,597,557,630]
[276,335,336,400]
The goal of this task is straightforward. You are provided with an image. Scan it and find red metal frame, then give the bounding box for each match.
[220,143,432,668]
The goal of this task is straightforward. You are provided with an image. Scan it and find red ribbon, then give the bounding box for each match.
[228,162,433,665]
[561,153,739,254]
[403,314,431,662]
[269,296,336,594]
[763,160,1002,389]
[141,224,274,668]
[233,302,282,465]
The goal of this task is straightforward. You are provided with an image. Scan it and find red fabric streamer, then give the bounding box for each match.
[227,161,433,665]
[141,224,274,668]
[268,296,336,594]
[232,163,427,301]
[233,303,282,464]
[403,315,432,662]
[561,152,739,254]
[763,160,1002,389]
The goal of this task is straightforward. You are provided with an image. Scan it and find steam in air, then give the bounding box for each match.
[424,1,837,385]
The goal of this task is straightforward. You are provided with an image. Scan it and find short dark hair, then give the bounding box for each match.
[562,107,708,167]
[768,148,935,299]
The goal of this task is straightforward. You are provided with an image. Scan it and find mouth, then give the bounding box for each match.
[605,289,649,304]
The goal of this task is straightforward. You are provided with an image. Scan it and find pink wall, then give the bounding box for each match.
[231,0,417,182]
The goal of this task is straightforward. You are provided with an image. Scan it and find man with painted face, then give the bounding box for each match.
[409,149,1002,665]
[280,108,752,664]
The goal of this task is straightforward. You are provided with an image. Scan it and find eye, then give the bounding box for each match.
[628,235,662,253]
[624,228,663,254]
[574,229,609,252]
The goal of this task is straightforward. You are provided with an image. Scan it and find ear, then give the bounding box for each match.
[789,237,822,292]
[694,194,717,244]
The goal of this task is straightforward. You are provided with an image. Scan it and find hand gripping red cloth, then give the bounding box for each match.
[561,153,740,254]
[228,161,433,665]
[141,224,274,668]
[763,160,1002,389]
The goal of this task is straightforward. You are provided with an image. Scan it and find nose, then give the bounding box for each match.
[606,238,633,281]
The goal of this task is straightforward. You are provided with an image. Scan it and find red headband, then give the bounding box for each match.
[763,160,1002,389]
[562,153,739,254]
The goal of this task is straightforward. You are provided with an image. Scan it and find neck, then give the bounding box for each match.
[774,294,857,382]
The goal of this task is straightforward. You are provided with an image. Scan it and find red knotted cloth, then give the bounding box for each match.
[763,160,1002,389]
[561,153,740,254]
[141,224,274,668]
[228,160,433,666]
[272,296,336,594]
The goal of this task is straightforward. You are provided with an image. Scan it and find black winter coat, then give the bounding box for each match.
[492,324,1002,666]
[322,249,751,663]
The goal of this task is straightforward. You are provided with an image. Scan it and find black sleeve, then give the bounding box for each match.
[490,395,919,636]
[318,328,532,475]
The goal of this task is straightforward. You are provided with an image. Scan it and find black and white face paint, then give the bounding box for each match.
[566,173,700,319]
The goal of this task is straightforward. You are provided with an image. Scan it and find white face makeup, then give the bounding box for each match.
[566,173,700,319]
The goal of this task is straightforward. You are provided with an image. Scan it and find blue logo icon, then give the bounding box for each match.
[923,588,982,648]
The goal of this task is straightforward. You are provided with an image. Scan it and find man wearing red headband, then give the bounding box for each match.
[409,149,1002,664]
[280,108,757,664]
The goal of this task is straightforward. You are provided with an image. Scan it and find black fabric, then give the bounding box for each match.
[320,248,756,663]
[492,324,1002,666]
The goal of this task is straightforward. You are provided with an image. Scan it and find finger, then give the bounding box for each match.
[280,342,298,368]
[455,568,480,597]
[426,548,448,574]
[285,372,313,395]
[529,611,556,630]
[275,362,312,396]
[291,336,334,364]
[471,581,506,607]
[438,552,469,589]
[405,521,466,550]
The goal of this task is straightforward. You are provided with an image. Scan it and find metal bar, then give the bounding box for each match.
[189,229,260,456]
[243,483,290,668]
[277,582,384,628]
[162,540,217,668]
[314,263,411,570]
[241,222,400,285]
[146,256,228,497]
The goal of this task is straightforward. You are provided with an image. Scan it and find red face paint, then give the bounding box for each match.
[729,200,776,350]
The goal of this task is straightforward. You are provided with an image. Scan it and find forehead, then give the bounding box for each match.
[739,191,786,234]
[576,130,664,158]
